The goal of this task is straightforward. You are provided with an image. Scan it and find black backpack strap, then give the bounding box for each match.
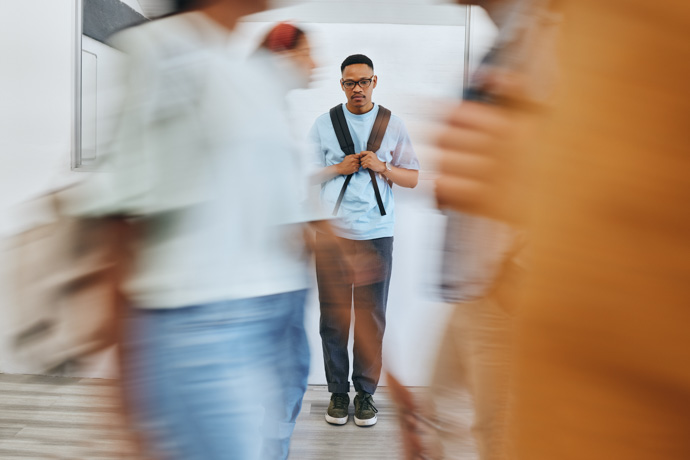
[365,106,392,216]
[330,105,392,216]
[330,105,356,156]
[367,106,392,153]
[330,106,356,215]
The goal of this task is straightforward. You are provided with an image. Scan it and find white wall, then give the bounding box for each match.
[0,1,496,385]
[0,0,143,226]
[0,0,133,375]
[0,0,76,224]
[0,0,80,373]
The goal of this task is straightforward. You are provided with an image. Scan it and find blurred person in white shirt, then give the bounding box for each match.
[64,1,319,459]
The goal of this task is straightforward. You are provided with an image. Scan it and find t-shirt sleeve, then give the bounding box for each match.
[391,119,420,170]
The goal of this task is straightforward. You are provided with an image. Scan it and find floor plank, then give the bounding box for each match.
[0,374,473,459]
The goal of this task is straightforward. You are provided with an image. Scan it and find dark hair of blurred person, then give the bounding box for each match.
[173,0,196,11]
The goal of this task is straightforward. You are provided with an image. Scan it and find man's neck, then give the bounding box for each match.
[345,102,375,115]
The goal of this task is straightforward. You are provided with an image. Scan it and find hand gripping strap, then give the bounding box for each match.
[330,105,392,216]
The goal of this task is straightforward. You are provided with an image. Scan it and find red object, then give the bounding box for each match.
[265,22,299,52]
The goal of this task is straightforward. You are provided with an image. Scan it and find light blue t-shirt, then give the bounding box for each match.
[309,103,420,240]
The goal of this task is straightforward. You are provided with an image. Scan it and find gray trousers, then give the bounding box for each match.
[314,233,393,395]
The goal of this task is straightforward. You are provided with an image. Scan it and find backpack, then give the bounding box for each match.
[329,104,392,216]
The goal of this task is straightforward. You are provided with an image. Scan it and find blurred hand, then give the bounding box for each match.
[434,73,536,223]
[360,151,386,173]
[307,220,383,286]
[348,249,385,287]
[336,154,361,175]
[387,371,439,460]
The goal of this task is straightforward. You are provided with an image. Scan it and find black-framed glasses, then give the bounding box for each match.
[341,77,375,90]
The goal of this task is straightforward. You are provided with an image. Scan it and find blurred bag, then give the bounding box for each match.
[7,190,129,374]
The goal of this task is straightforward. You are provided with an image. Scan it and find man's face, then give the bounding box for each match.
[341,64,377,109]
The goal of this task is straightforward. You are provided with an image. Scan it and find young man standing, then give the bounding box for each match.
[309,54,419,426]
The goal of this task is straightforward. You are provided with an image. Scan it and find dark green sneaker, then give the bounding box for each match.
[325,393,350,425]
[354,391,378,426]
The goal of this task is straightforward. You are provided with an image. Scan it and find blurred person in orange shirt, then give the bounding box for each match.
[395,2,560,459]
[433,1,690,460]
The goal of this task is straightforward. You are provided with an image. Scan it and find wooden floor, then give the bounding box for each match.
[0,374,138,459]
[0,374,473,459]
[291,385,408,460]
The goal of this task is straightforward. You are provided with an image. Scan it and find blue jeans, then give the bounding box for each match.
[315,234,393,395]
[123,290,309,460]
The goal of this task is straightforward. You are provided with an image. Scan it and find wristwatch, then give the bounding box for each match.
[383,162,392,174]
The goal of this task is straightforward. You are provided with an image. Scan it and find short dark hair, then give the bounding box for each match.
[341,54,374,74]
